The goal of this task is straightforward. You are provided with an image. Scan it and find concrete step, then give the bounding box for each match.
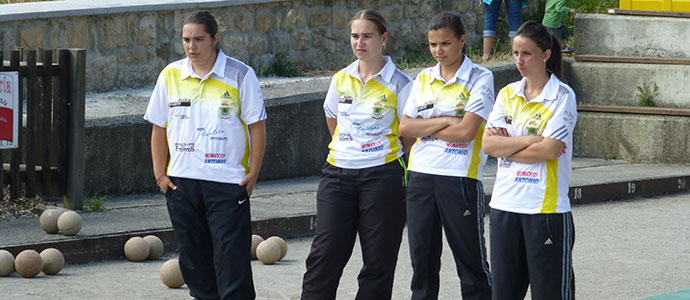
[2,158,690,264]
[574,111,690,163]
[574,13,690,58]
[563,59,690,109]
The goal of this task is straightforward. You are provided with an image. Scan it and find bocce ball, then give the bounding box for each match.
[267,236,288,261]
[57,210,82,236]
[256,240,281,265]
[124,237,149,262]
[40,248,65,275]
[160,259,185,288]
[39,209,65,234]
[143,235,164,260]
[251,234,264,259]
[0,250,14,276]
[15,250,42,278]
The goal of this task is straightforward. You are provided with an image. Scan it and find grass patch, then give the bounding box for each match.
[636,82,658,107]
[393,42,435,70]
[83,194,107,212]
[267,52,303,77]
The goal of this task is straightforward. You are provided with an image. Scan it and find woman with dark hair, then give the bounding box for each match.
[145,10,266,300]
[301,8,413,300]
[399,11,493,300]
[482,20,576,300]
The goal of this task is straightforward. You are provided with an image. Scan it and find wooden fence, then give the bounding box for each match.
[0,49,85,209]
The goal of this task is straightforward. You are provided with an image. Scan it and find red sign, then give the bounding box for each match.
[0,72,18,148]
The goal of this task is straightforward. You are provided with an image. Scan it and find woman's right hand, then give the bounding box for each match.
[157,176,177,194]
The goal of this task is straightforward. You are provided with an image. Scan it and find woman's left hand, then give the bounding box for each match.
[239,172,259,196]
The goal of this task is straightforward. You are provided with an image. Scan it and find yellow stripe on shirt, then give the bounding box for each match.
[541,159,559,213]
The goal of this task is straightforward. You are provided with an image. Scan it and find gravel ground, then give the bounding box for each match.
[1,192,689,299]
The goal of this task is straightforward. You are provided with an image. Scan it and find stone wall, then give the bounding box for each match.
[0,0,544,93]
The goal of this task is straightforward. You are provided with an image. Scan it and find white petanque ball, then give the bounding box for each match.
[124,237,150,262]
[160,259,185,288]
[40,248,65,275]
[143,235,164,260]
[251,234,264,259]
[267,236,288,261]
[256,240,281,265]
[57,211,82,236]
[39,209,65,234]
[15,250,42,278]
[0,250,14,276]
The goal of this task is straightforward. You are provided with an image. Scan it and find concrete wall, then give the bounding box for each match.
[0,0,491,93]
[83,62,521,195]
[574,13,690,58]
[573,112,690,163]
[563,59,690,108]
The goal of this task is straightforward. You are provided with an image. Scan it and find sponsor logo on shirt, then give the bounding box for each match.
[514,170,540,184]
[499,157,513,168]
[220,91,232,101]
[200,129,227,141]
[339,133,353,141]
[204,153,227,164]
[505,115,513,125]
[361,141,383,152]
[219,102,232,119]
[444,143,468,155]
[563,110,575,126]
[173,114,189,120]
[420,136,437,142]
[339,94,353,104]
[201,129,224,137]
[354,125,380,132]
[527,121,539,136]
[417,101,434,112]
[370,102,384,119]
[378,94,387,102]
[455,103,465,117]
[175,143,195,152]
[170,98,191,108]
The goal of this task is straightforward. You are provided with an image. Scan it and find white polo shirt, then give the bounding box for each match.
[487,74,577,214]
[403,56,495,179]
[324,56,413,169]
[144,50,267,184]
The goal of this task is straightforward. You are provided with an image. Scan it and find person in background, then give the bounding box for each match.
[543,0,577,53]
[481,0,525,62]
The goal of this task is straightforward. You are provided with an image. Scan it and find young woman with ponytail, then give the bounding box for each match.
[482,20,577,300]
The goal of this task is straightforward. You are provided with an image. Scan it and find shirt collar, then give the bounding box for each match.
[510,73,560,103]
[344,56,395,84]
[180,50,228,80]
[428,55,473,84]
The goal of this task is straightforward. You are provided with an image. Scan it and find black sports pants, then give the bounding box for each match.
[406,171,492,300]
[301,161,406,300]
[166,177,255,300]
[490,209,575,300]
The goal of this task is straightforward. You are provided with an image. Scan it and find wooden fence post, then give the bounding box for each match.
[60,49,85,210]
[41,49,53,194]
[9,50,21,200]
[26,50,38,198]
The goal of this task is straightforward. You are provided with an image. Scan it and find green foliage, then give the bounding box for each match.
[83,194,107,212]
[393,42,436,70]
[267,53,303,77]
[603,154,616,161]
[563,0,621,28]
[636,82,658,107]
